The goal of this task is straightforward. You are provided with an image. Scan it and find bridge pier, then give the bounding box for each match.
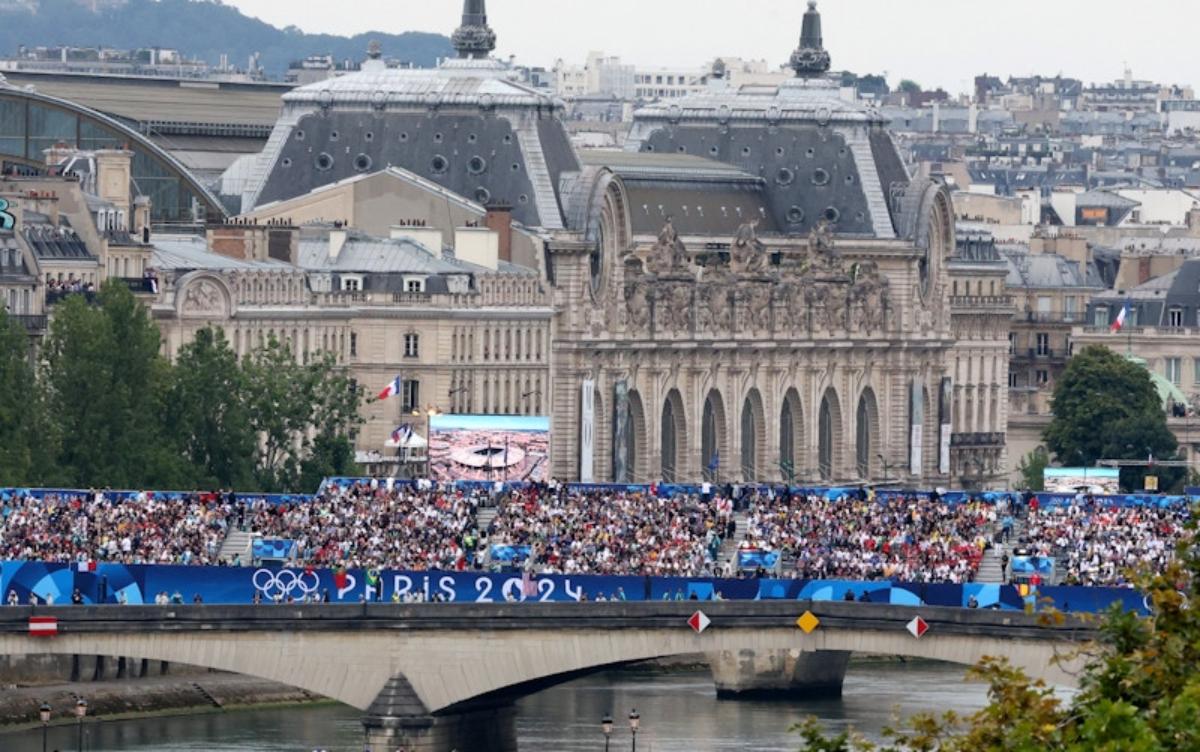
[709,649,852,700]
[363,675,517,752]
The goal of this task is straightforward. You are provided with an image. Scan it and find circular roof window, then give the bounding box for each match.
[354,154,373,172]
[467,156,487,175]
[430,155,449,174]
[812,168,831,186]
[315,153,334,171]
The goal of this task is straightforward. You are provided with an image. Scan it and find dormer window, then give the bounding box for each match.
[1169,308,1184,328]
[404,277,425,293]
[341,276,362,292]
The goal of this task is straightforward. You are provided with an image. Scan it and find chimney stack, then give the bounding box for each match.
[484,203,513,263]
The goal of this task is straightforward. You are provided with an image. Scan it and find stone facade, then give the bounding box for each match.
[548,176,1010,486]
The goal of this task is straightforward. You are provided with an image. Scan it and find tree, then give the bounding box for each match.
[41,281,183,488]
[0,310,57,485]
[796,516,1200,751]
[165,326,255,489]
[1015,447,1048,491]
[898,79,923,94]
[1044,346,1179,491]
[243,337,363,492]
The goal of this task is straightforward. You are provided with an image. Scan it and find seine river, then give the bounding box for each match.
[3,662,996,752]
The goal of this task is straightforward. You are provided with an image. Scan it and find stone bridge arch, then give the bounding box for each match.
[0,602,1087,721]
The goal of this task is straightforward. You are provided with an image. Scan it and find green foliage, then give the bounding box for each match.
[0,0,453,78]
[0,310,57,485]
[1016,447,1049,491]
[41,281,181,488]
[898,79,923,94]
[165,327,255,489]
[796,511,1200,752]
[243,338,363,492]
[1044,346,1180,491]
[7,293,362,492]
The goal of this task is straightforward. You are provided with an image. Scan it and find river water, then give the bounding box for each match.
[2,662,996,752]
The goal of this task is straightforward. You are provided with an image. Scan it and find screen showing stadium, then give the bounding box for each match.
[1043,467,1120,495]
[429,414,551,482]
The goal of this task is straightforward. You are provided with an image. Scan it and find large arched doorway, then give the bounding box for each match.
[700,390,727,483]
[855,388,881,479]
[740,389,766,482]
[612,386,648,484]
[779,388,803,483]
[660,389,686,483]
[818,388,842,481]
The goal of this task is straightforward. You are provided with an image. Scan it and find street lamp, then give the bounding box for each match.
[74,699,87,752]
[412,405,443,479]
[601,713,613,752]
[628,709,640,752]
[39,702,50,752]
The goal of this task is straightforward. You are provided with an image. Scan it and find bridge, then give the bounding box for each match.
[0,602,1094,751]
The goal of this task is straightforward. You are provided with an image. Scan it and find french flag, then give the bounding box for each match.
[391,424,413,445]
[377,376,403,401]
[76,560,96,573]
[1110,301,1129,333]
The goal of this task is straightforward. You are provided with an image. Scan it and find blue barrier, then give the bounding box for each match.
[1011,556,1055,576]
[735,549,781,571]
[0,561,1149,615]
[252,539,298,562]
[489,545,532,563]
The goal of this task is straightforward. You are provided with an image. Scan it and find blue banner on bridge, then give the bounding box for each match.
[0,561,1149,616]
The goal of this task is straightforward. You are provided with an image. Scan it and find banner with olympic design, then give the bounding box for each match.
[0,561,1150,615]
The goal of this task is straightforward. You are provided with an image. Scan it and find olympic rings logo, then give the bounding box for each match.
[253,568,321,600]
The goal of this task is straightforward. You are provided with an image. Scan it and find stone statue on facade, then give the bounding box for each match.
[647,217,693,275]
[849,260,889,333]
[809,219,840,271]
[698,283,733,332]
[655,283,694,333]
[731,217,769,275]
[740,282,772,331]
[625,281,650,332]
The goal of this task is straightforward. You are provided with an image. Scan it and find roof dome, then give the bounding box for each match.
[239,0,578,229]
[626,2,909,238]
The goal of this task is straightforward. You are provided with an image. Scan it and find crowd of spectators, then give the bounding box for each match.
[739,493,993,583]
[0,490,230,565]
[44,275,95,295]
[483,487,735,576]
[1021,502,1192,587]
[0,484,1192,588]
[242,483,483,571]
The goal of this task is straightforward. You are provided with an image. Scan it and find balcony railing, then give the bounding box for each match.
[1022,311,1080,324]
[12,314,47,333]
[117,277,157,295]
[45,290,96,306]
[950,432,1007,448]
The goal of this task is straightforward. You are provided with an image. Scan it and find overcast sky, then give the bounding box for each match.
[225,0,1195,94]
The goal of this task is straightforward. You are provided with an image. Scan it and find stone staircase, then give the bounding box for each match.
[716,511,749,575]
[976,547,1007,584]
[218,529,254,565]
[475,505,498,533]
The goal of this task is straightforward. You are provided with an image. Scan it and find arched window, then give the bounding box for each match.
[819,397,834,480]
[661,399,677,483]
[856,396,872,478]
[702,396,719,482]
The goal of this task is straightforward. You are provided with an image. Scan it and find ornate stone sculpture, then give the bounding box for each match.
[698,283,733,332]
[809,219,841,271]
[182,280,223,315]
[647,218,692,275]
[625,281,650,332]
[655,283,694,334]
[848,261,890,333]
[741,282,772,331]
[731,218,769,274]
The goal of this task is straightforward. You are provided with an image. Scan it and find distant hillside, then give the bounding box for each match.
[0,0,454,76]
